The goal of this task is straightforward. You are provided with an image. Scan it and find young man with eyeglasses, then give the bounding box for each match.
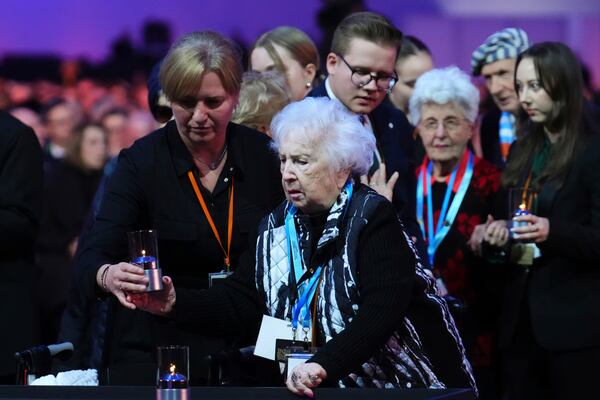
[308,11,426,264]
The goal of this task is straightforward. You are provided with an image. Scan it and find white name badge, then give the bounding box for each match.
[254,315,312,360]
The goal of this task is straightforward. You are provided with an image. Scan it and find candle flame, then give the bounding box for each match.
[142,249,146,257]
[169,364,176,375]
[519,202,526,211]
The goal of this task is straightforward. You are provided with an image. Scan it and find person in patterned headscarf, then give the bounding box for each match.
[471,28,530,169]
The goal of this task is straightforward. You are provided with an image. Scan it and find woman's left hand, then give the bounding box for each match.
[360,163,399,202]
[286,362,327,398]
[128,276,176,316]
[511,214,550,243]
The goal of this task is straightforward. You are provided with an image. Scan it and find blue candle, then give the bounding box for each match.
[513,203,530,228]
[133,250,157,270]
[510,203,531,240]
[159,364,188,389]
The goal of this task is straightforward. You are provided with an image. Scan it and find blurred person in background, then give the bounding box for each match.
[36,123,108,345]
[232,70,292,135]
[100,108,129,158]
[388,35,434,121]
[10,106,47,145]
[42,98,83,163]
[250,26,320,101]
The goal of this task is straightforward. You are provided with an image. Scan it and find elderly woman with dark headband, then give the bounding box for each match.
[130,96,477,396]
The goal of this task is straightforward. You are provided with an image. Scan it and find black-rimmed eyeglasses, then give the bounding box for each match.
[336,53,398,92]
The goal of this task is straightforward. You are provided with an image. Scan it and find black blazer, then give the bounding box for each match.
[479,106,505,170]
[500,132,600,351]
[308,83,427,263]
[0,111,43,375]
[76,121,283,384]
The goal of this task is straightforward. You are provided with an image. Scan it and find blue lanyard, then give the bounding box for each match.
[284,182,353,332]
[416,152,474,266]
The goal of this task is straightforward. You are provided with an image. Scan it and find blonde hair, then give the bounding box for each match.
[160,31,243,101]
[232,71,292,134]
[250,26,320,75]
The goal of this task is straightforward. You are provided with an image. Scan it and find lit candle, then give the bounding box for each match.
[511,201,532,240]
[133,249,157,270]
[159,363,188,389]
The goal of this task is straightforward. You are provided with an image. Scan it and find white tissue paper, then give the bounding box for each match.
[31,369,98,386]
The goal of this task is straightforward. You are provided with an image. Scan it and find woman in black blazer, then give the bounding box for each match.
[483,42,600,400]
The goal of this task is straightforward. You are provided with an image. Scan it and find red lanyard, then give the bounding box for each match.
[187,171,234,271]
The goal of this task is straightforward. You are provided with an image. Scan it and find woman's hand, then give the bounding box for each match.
[511,214,550,243]
[468,214,494,256]
[286,362,327,398]
[483,220,510,247]
[129,276,176,316]
[96,262,149,309]
[360,163,399,202]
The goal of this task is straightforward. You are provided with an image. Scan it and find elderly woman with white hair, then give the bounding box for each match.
[410,66,505,397]
[130,97,476,396]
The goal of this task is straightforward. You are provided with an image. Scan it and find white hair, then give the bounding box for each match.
[270,97,375,175]
[409,66,480,125]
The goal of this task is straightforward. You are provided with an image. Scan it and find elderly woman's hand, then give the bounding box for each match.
[510,214,550,243]
[483,220,510,247]
[129,276,176,316]
[96,262,149,309]
[360,163,399,202]
[286,362,327,398]
[468,214,493,256]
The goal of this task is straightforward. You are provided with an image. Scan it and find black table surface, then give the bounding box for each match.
[0,386,475,400]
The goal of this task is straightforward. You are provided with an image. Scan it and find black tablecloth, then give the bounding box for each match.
[0,386,475,399]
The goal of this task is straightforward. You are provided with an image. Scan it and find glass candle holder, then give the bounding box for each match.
[156,345,189,400]
[508,187,537,242]
[127,229,163,291]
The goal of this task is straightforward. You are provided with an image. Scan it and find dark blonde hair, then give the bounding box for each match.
[160,31,243,101]
[331,12,402,57]
[232,71,292,133]
[250,26,320,76]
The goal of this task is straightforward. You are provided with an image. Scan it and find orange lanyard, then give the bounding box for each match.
[522,172,534,211]
[187,171,234,272]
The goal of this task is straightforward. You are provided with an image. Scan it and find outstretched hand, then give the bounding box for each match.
[128,276,176,316]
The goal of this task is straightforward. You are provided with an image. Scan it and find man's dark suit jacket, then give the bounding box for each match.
[0,111,43,376]
[479,106,505,170]
[500,131,600,351]
[308,83,427,263]
[76,121,283,384]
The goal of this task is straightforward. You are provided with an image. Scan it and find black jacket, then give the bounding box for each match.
[76,121,283,384]
[0,111,43,376]
[500,132,600,350]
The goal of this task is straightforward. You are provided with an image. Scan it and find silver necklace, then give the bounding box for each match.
[192,145,228,170]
